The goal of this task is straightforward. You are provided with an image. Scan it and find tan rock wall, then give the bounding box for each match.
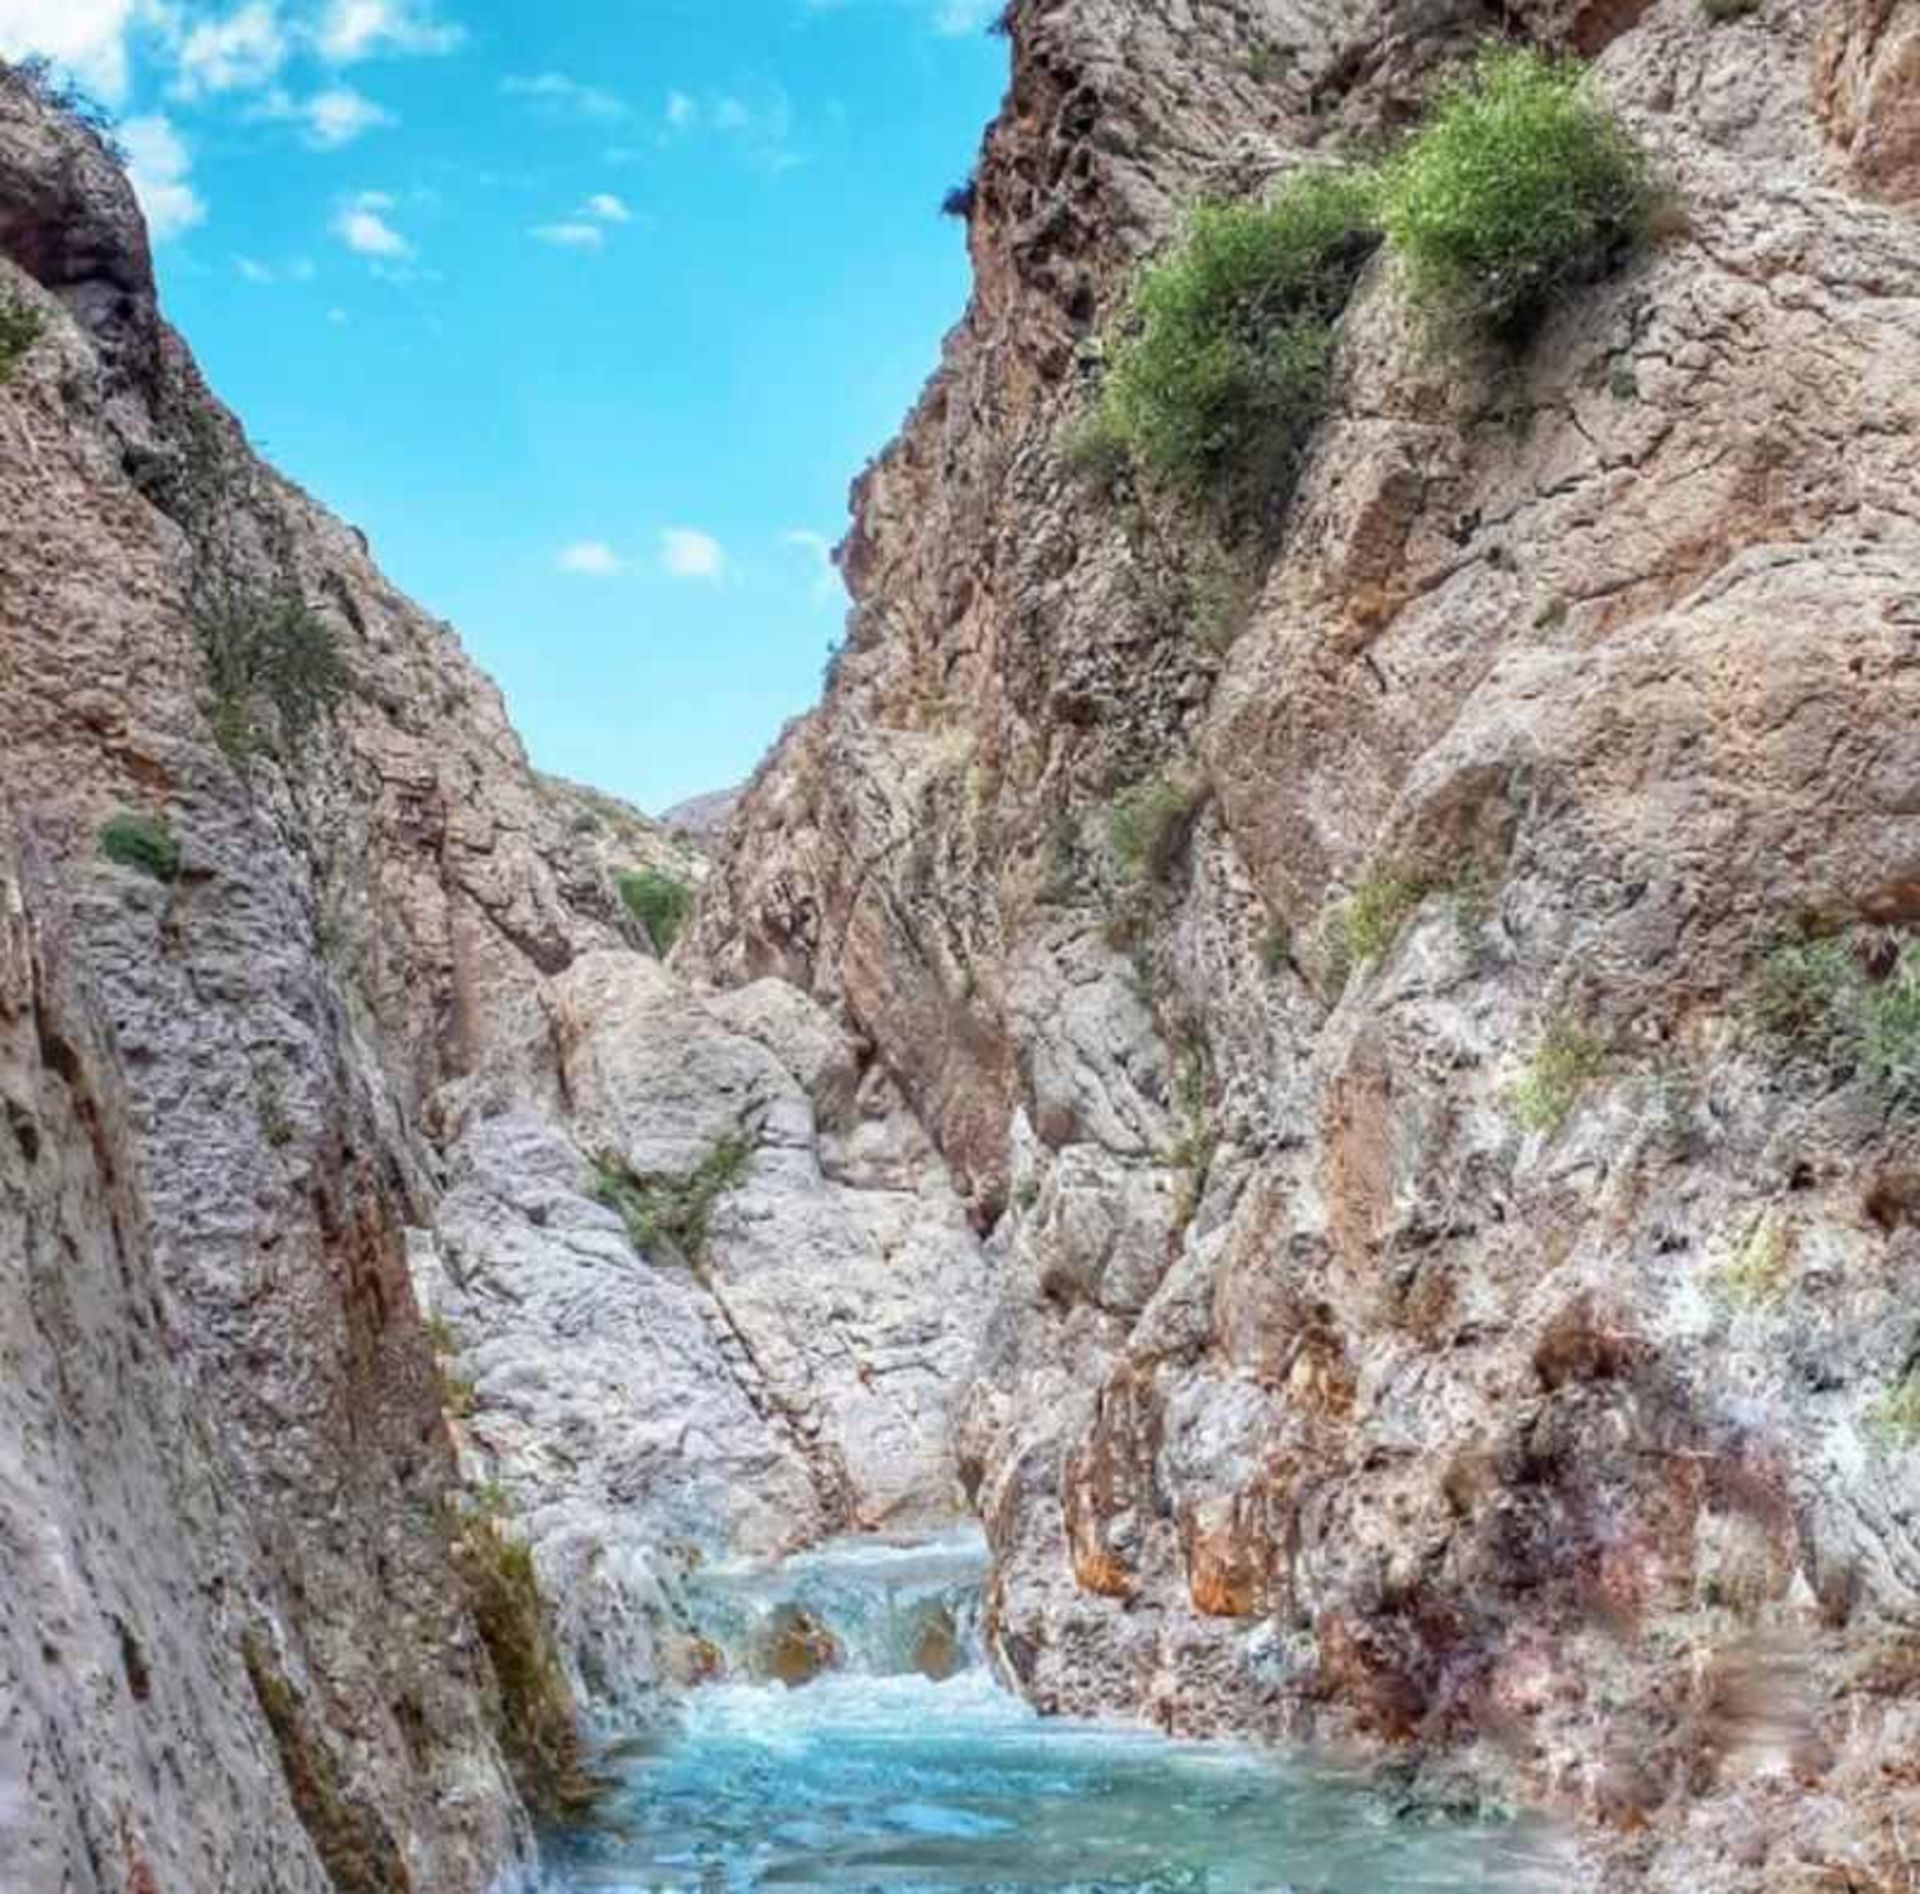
[696,1,1920,1883]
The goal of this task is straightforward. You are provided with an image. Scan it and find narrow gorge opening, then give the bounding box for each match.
[5,1,1919,1892]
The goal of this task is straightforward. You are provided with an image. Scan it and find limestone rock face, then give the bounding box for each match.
[693,0,1920,1883]
[421,953,994,1724]
[0,64,601,1887]
[0,55,997,1878]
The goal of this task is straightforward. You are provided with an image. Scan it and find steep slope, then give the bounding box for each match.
[0,59,633,1892]
[0,56,998,1886]
[694,0,1920,1884]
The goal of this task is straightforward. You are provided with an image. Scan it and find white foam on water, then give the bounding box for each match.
[540,1532,1581,1893]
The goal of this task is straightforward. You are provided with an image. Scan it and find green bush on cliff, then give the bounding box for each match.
[1097,166,1380,510]
[1323,865,1427,985]
[1862,943,1920,1108]
[100,811,182,883]
[1506,1019,1609,1134]
[617,869,693,956]
[1109,773,1206,888]
[172,412,350,761]
[0,296,44,384]
[593,1132,755,1270]
[1379,48,1656,343]
[454,1504,597,1820]
[1754,930,1920,1112]
[199,591,350,760]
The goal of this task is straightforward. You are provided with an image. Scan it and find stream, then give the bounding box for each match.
[538,1531,1570,1893]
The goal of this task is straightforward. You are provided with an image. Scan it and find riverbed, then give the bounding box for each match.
[538,1533,1569,1893]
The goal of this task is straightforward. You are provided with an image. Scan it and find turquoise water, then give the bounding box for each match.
[539,1536,1569,1894]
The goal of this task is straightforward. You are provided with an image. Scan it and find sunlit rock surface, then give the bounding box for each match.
[692,1,1920,1885]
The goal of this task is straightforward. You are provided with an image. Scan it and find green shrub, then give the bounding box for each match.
[3,54,126,159]
[1711,1210,1791,1310]
[1700,0,1760,18]
[1110,774,1205,887]
[1753,934,1856,1054]
[172,414,350,761]
[1507,1019,1608,1134]
[1040,810,1083,904]
[453,1507,595,1819]
[1869,1369,1920,1448]
[1862,943,1920,1109]
[201,594,350,760]
[1754,931,1920,1111]
[1061,406,1133,493]
[100,812,181,882]
[1190,550,1259,654]
[617,869,693,956]
[1260,916,1292,975]
[1380,48,1656,344]
[1098,166,1379,510]
[1245,40,1291,83]
[594,1133,754,1271]
[0,295,43,383]
[1324,866,1427,983]
[1166,1041,1220,1230]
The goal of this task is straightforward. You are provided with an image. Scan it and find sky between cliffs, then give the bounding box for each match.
[0,0,1008,811]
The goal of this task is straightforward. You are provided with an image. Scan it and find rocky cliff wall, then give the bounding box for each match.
[0,56,994,1890]
[693,1,1920,1885]
[0,62,596,1888]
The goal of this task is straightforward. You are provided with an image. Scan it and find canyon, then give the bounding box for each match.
[2,0,1919,1890]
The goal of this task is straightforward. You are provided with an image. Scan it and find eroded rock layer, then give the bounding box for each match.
[0,57,991,1889]
[693,1,1920,1885]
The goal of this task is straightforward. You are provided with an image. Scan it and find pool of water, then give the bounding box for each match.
[538,1534,1570,1894]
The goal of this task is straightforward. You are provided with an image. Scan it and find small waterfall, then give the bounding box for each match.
[540,1528,1573,1892]
[678,1527,989,1688]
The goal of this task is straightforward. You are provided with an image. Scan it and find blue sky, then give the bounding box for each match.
[0,0,1008,811]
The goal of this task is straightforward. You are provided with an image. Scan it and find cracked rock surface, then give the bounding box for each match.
[693,0,1920,1884]
[0,55,990,1891]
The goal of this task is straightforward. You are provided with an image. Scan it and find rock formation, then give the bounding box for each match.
[8,0,1920,1885]
[691,0,1920,1885]
[0,53,988,1891]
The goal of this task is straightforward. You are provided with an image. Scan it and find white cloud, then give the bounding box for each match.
[782,528,843,603]
[172,2,285,98]
[234,251,316,283]
[529,220,602,250]
[0,0,143,103]
[250,82,392,146]
[332,188,409,258]
[668,84,797,172]
[316,0,461,63]
[530,191,631,251]
[501,71,625,122]
[557,540,624,577]
[660,528,725,583]
[300,84,391,145]
[933,0,999,32]
[121,114,206,242]
[0,0,147,102]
